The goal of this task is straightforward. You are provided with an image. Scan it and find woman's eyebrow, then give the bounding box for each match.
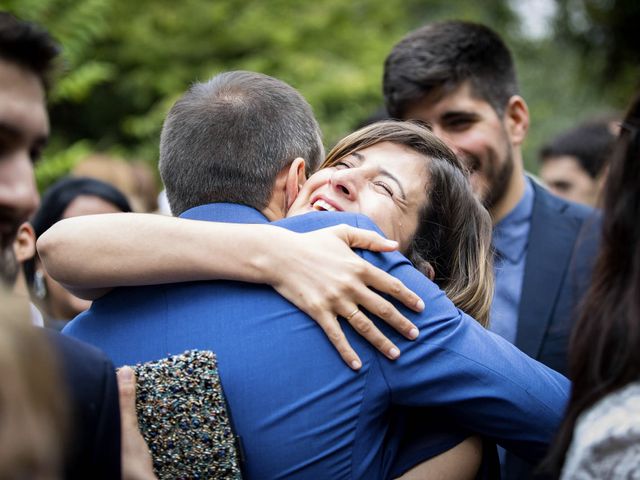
[349,151,365,163]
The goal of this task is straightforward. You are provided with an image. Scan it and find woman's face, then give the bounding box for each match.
[44,195,124,320]
[289,141,429,251]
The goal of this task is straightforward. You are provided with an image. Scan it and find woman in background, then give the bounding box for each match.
[24,176,132,329]
[543,93,640,478]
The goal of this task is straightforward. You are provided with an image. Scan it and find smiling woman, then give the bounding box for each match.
[293,120,494,325]
[291,142,427,253]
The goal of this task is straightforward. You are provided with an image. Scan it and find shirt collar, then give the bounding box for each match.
[179,203,270,224]
[492,177,535,263]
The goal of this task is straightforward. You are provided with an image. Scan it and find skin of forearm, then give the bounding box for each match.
[37,213,283,289]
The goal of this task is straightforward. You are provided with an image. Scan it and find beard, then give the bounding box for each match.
[462,128,515,213]
[481,141,514,212]
[0,242,19,288]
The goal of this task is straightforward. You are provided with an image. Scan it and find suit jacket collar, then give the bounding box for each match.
[179,203,269,224]
[515,179,579,357]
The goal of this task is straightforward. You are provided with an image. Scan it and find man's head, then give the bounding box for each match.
[539,119,617,206]
[0,13,58,286]
[383,21,529,221]
[159,71,324,218]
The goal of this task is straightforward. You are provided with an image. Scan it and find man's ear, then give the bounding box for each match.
[504,95,529,147]
[13,222,36,263]
[285,157,307,210]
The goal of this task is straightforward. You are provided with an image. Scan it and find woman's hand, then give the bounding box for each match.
[264,224,424,370]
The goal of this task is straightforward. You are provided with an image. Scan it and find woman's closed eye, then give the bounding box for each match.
[373,181,394,197]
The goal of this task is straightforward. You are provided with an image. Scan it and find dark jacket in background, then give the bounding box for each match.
[46,331,121,479]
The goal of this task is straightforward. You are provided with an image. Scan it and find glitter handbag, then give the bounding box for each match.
[133,350,244,479]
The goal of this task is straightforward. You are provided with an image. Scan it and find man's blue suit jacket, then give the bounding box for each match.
[64,203,569,480]
[515,180,600,376]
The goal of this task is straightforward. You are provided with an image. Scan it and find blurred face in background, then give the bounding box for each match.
[539,155,599,206]
[0,59,48,287]
[40,195,123,320]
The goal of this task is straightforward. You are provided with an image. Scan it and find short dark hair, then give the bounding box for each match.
[383,20,519,118]
[159,71,324,215]
[0,12,59,89]
[539,119,617,178]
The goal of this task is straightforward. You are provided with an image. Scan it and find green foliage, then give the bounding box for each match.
[2,0,636,185]
[34,140,93,190]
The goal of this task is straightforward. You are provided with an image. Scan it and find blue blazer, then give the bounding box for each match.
[505,181,600,479]
[515,180,600,375]
[64,203,569,480]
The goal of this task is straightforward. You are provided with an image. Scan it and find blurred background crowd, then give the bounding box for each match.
[4,0,639,200]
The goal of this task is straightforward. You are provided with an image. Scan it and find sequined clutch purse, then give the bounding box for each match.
[133,350,243,479]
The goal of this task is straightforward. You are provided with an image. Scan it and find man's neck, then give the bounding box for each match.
[261,190,288,221]
[260,205,285,222]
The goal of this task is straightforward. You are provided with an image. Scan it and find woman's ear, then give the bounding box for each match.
[504,95,529,147]
[285,157,307,210]
[13,222,36,263]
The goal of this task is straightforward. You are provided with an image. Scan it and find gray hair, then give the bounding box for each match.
[159,71,324,215]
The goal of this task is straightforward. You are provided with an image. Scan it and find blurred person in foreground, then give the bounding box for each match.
[0,11,121,478]
[542,94,640,478]
[23,176,131,330]
[539,119,617,206]
[0,289,67,479]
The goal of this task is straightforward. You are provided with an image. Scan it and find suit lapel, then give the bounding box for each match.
[515,183,579,359]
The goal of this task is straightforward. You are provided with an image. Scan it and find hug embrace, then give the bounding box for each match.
[41,70,568,479]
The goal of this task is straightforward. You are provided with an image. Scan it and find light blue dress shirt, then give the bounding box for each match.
[490,177,534,344]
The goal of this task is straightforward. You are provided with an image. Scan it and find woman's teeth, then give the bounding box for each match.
[312,199,337,212]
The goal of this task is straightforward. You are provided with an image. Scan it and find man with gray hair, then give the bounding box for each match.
[160,71,324,216]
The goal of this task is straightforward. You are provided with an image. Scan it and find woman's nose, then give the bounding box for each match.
[330,169,358,200]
